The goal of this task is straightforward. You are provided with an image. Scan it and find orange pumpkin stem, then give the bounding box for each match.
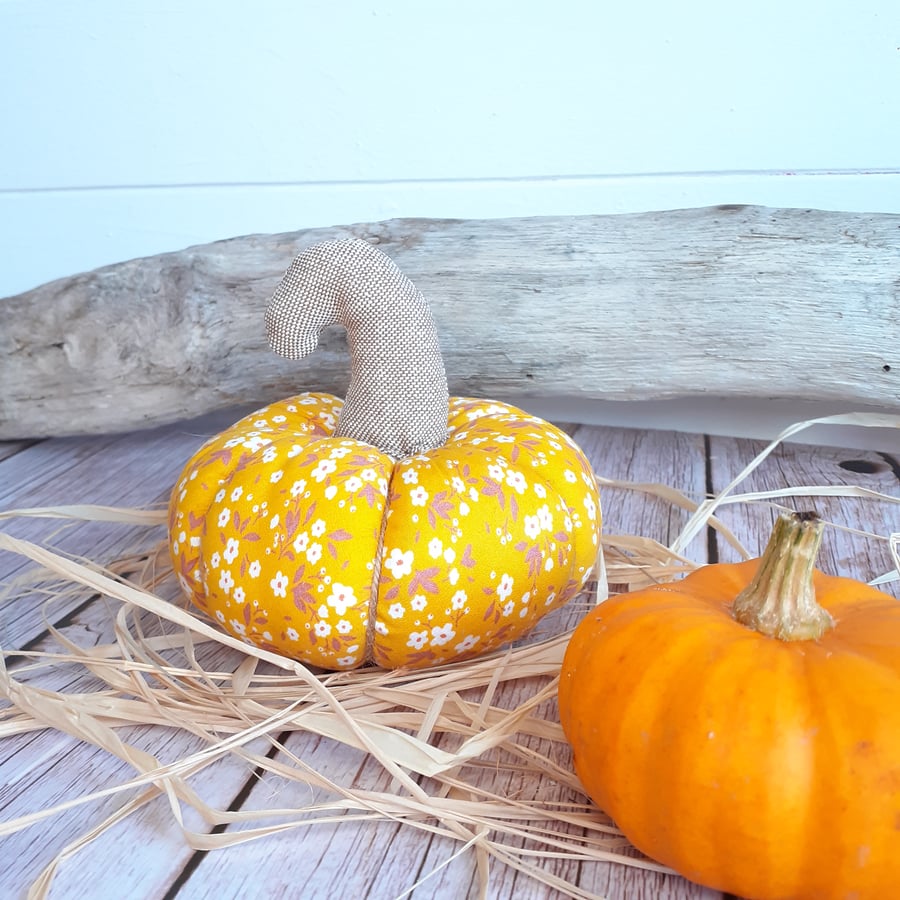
[732,511,835,641]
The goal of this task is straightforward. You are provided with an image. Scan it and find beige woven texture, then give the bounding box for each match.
[265,239,450,459]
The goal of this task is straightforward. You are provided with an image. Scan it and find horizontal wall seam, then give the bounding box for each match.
[3,169,900,196]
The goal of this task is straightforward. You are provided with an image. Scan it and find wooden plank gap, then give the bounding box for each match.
[703,435,719,565]
[5,589,106,670]
[160,729,294,900]
[0,439,43,464]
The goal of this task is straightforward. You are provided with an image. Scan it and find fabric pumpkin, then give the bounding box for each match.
[558,511,900,900]
[168,239,600,670]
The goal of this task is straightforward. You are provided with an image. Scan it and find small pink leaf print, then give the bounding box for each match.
[384,584,400,602]
[431,492,454,521]
[510,443,520,463]
[481,478,505,509]
[526,546,543,578]
[514,541,529,552]
[406,648,438,666]
[243,604,252,625]
[460,544,476,568]
[327,543,338,559]
[291,565,316,612]
[408,566,440,596]
[292,582,316,613]
[244,532,261,541]
[206,448,233,467]
[188,511,206,530]
[179,556,199,582]
[233,452,257,474]
[360,484,378,507]
[554,531,569,542]
[232,509,242,530]
[329,529,353,541]
[303,502,317,524]
[285,508,301,540]
[509,494,519,522]
[483,600,496,621]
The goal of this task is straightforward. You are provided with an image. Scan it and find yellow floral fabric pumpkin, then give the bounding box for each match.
[168,239,601,670]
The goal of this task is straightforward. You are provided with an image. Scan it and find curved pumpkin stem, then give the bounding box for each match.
[265,239,449,459]
[732,511,835,641]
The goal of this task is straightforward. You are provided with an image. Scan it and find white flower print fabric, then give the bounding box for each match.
[169,393,601,670]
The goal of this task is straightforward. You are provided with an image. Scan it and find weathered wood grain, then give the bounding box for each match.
[3,421,900,899]
[708,438,900,595]
[162,422,715,900]
[0,440,38,463]
[170,739,432,900]
[0,421,228,648]
[575,425,710,574]
[0,421,718,900]
[2,206,899,439]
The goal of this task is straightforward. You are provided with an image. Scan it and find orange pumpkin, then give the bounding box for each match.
[168,239,600,670]
[559,511,900,900]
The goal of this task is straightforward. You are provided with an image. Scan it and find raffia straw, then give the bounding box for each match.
[2,411,899,899]
[671,411,900,556]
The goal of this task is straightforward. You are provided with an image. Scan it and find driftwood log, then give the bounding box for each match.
[1,205,898,439]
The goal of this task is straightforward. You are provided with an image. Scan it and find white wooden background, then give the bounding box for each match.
[2,0,898,297]
[1,0,899,443]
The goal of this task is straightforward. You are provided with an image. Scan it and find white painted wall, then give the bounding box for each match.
[2,0,899,446]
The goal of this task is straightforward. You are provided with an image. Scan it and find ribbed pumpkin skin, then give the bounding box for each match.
[558,559,900,900]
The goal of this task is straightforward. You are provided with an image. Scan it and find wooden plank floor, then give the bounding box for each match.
[1,413,898,900]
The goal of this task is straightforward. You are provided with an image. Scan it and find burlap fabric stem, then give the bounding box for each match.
[265,238,450,459]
